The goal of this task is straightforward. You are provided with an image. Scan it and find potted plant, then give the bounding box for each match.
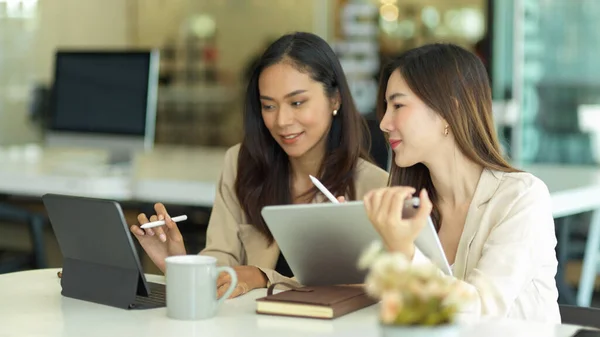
[358,241,474,337]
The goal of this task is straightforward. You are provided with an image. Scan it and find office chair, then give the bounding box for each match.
[0,203,47,274]
[559,304,600,329]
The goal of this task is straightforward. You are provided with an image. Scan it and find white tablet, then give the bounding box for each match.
[404,198,453,276]
[260,200,452,287]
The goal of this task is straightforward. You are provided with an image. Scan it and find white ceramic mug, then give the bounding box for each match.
[165,255,237,320]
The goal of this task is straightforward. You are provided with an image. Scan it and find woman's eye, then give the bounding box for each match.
[393,104,404,110]
[291,101,305,107]
[262,104,275,110]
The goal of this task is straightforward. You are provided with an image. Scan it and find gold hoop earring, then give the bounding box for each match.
[333,109,338,116]
[444,125,449,136]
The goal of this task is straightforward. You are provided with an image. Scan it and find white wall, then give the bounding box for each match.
[0,0,323,145]
[35,0,130,82]
[192,1,316,76]
[135,0,319,76]
[0,0,130,145]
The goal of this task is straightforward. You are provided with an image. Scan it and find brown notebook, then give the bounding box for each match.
[256,284,378,319]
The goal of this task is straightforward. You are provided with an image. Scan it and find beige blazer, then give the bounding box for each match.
[413,169,560,323]
[200,144,389,287]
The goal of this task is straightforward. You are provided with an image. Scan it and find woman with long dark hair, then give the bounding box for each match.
[364,43,560,322]
[130,32,389,298]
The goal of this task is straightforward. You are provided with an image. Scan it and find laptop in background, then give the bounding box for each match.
[42,193,165,309]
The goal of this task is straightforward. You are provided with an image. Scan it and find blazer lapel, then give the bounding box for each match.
[452,169,504,279]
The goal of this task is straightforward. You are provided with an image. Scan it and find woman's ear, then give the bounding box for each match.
[330,90,341,111]
[440,114,450,126]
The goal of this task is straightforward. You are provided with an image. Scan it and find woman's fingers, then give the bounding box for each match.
[136,213,155,236]
[217,282,237,299]
[130,213,146,236]
[227,283,249,299]
[217,271,232,288]
[414,189,433,220]
[152,214,167,243]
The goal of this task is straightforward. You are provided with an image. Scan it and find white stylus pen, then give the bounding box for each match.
[309,174,422,207]
[309,175,339,204]
[140,215,188,229]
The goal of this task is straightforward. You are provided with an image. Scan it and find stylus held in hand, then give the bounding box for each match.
[140,215,188,229]
[309,175,339,203]
[309,174,422,207]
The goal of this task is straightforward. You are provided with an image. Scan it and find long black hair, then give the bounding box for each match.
[377,43,517,230]
[235,32,371,243]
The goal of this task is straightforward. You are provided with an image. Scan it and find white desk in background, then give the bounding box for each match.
[132,146,225,207]
[0,268,585,337]
[0,145,600,306]
[524,165,600,307]
[0,144,227,207]
[0,145,132,200]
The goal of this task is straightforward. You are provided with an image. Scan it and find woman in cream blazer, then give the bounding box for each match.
[409,170,559,322]
[363,43,560,322]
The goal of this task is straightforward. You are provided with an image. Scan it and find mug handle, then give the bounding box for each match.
[216,266,238,305]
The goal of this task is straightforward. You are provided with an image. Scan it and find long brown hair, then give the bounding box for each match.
[377,43,519,229]
[235,32,371,243]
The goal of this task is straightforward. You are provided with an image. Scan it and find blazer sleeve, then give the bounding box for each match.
[199,147,245,266]
[355,159,390,198]
[256,267,302,290]
[412,178,557,319]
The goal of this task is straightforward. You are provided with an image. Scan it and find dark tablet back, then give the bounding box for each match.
[42,193,164,309]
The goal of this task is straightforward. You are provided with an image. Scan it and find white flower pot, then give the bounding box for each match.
[380,324,460,337]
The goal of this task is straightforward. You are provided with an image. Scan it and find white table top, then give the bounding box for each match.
[0,268,585,337]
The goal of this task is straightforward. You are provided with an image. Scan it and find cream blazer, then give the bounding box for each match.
[200,144,389,287]
[413,169,561,323]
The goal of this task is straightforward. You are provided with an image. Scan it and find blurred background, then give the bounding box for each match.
[1,0,600,308]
